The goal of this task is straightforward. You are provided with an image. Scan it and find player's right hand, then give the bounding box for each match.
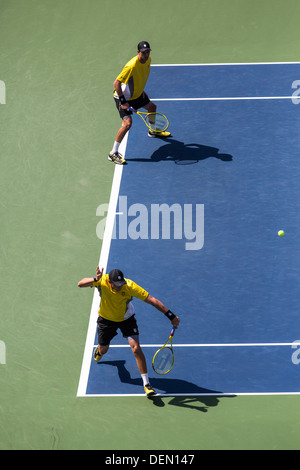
[96,266,104,280]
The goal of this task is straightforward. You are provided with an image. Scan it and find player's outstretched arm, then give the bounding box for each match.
[144,295,180,328]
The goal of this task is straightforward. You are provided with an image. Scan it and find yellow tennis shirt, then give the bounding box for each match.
[113,55,151,101]
[92,274,149,322]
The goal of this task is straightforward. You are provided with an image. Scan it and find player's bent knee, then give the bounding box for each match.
[130,343,141,355]
[123,117,132,131]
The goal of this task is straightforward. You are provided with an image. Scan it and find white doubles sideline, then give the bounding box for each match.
[77,135,127,397]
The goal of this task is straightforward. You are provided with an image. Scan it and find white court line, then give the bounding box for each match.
[95,342,297,348]
[80,392,300,397]
[152,96,295,101]
[151,61,300,66]
[76,134,128,398]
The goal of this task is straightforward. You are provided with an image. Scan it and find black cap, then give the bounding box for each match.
[109,269,126,287]
[137,41,151,52]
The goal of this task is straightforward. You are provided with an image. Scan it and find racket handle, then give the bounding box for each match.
[171,328,175,336]
[128,106,137,113]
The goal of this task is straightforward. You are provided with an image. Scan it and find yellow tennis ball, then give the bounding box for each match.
[278,230,284,237]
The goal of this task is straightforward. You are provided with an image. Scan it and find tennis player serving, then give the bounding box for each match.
[78,266,180,397]
[109,41,171,165]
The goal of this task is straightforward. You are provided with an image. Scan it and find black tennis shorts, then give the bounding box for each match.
[114,92,150,119]
[97,315,139,346]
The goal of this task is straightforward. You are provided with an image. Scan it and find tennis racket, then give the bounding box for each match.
[152,328,175,375]
[128,107,169,132]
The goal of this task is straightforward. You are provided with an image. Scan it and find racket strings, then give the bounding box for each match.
[153,347,174,374]
[145,113,168,132]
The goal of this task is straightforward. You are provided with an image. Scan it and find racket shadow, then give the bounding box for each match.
[126,138,233,164]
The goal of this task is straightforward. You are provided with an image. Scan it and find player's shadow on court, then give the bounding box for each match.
[126,138,233,165]
[150,394,235,412]
[100,360,234,411]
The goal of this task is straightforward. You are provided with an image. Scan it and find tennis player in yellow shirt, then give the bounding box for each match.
[78,266,180,396]
[109,41,171,165]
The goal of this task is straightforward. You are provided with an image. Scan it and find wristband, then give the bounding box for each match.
[119,95,127,105]
[93,277,97,282]
[164,310,176,321]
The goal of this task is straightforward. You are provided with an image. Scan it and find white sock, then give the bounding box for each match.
[111,141,120,154]
[141,373,149,386]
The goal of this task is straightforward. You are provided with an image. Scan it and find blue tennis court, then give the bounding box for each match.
[78,63,300,397]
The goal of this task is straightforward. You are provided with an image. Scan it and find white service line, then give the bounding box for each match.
[95,342,297,348]
[152,96,295,101]
[151,61,300,66]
